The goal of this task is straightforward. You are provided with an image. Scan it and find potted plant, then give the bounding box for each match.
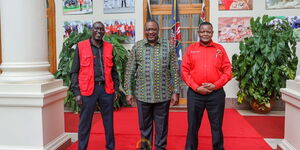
[232,15,298,113]
[54,27,129,112]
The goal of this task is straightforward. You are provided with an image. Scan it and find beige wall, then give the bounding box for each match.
[55,0,300,98]
[210,0,300,97]
[55,0,144,61]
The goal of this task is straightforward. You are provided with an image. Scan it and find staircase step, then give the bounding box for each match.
[170,104,187,112]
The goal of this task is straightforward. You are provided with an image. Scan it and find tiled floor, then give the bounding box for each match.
[237,110,285,150]
[67,133,78,143]
[265,138,283,150]
[237,110,285,116]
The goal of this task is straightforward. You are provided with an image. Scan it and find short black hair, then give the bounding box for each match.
[93,21,104,28]
[145,19,160,30]
[199,21,213,28]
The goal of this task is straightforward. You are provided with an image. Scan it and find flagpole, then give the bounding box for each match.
[198,0,206,41]
[171,0,183,73]
[147,0,152,21]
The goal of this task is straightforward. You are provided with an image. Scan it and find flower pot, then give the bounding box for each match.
[250,97,275,114]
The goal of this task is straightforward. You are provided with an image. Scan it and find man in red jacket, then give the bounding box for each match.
[78,0,83,11]
[182,22,232,150]
[71,21,119,150]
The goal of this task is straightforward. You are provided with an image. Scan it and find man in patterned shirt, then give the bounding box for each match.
[124,20,180,150]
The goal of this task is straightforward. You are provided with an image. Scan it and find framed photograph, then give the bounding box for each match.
[104,19,135,44]
[266,0,300,9]
[104,0,135,14]
[218,0,253,10]
[218,17,252,43]
[63,21,93,39]
[271,16,300,41]
[63,0,93,15]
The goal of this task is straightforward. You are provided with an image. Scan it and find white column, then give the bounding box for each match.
[295,47,300,82]
[0,0,53,83]
[296,74,300,82]
[278,80,300,150]
[277,42,300,150]
[279,49,300,150]
[0,0,70,150]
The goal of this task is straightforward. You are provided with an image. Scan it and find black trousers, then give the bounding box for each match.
[121,0,127,7]
[136,100,171,150]
[78,84,115,150]
[185,88,225,150]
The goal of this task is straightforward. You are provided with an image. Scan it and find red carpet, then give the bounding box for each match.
[65,112,101,132]
[66,108,271,150]
[244,116,284,138]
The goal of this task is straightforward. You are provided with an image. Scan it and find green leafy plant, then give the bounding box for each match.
[232,15,298,109]
[54,28,129,112]
[54,27,91,112]
[103,34,130,108]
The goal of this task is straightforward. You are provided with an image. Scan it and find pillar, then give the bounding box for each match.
[0,0,70,149]
[278,45,300,149]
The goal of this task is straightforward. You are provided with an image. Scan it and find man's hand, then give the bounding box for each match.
[170,93,179,106]
[114,92,119,102]
[196,86,212,95]
[75,95,83,107]
[126,95,135,106]
[202,83,216,91]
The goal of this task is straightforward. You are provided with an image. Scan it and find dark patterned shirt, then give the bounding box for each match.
[124,38,180,103]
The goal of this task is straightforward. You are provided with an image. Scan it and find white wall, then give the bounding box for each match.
[55,0,143,61]
[55,0,300,98]
[210,0,300,97]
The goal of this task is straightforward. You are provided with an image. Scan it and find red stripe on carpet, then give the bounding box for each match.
[244,116,284,138]
[66,108,271,150]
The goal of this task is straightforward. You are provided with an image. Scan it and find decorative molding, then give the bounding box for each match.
[44,133,71,150]
[0,80,67,107]
[281,80,300,109]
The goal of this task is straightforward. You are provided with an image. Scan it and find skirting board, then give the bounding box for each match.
[0,133,71,150]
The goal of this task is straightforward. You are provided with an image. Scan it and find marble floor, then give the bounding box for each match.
[237,110,285,150]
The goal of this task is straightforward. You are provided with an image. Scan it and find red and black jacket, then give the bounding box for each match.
[77,39,115,96]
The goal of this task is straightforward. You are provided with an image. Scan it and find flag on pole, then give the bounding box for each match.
[147,0,152,21]
[198,0,206,41]
[171,0,182,71]
[200,0,206,24]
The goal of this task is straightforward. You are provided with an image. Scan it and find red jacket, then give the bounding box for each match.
[181,41,232,91]
[78,0,83,4]
[78,39,115,96]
